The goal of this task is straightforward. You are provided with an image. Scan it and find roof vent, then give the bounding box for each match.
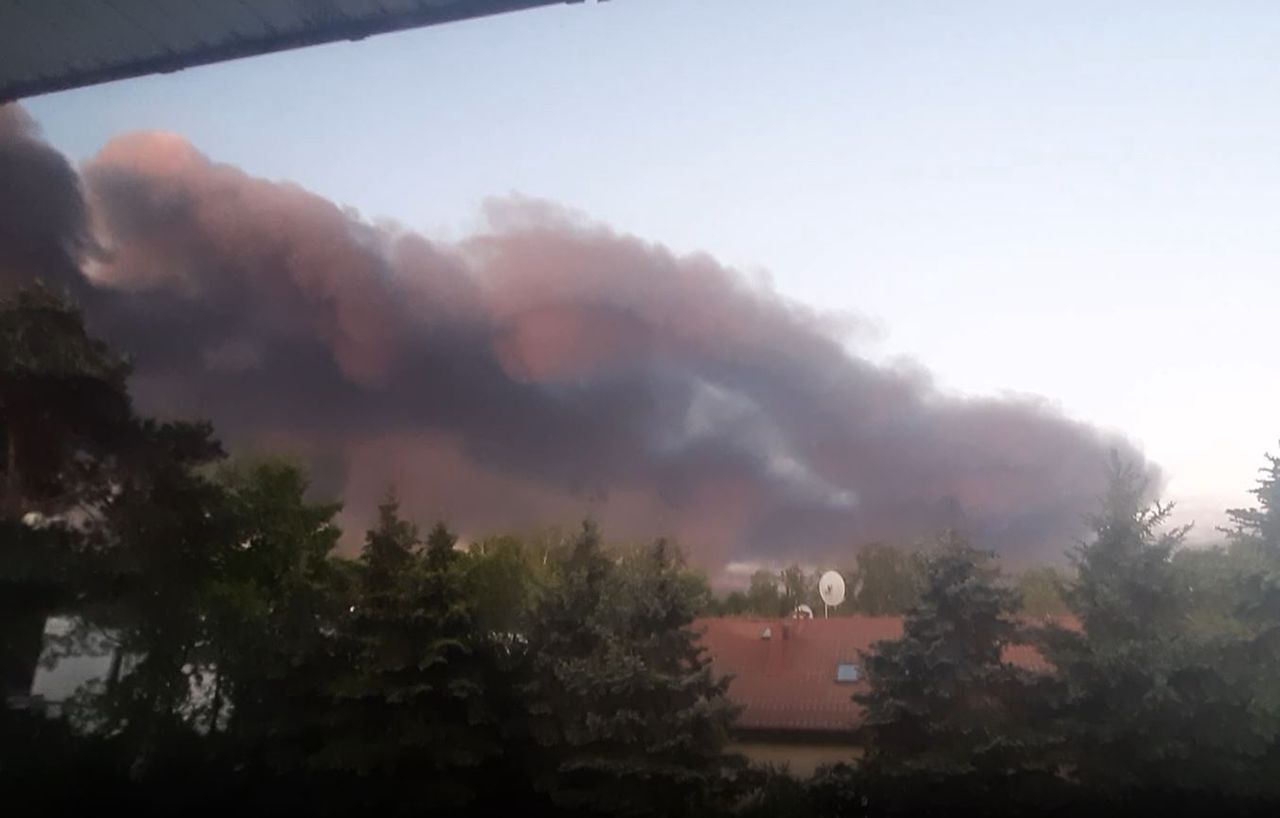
[760,626,772,641]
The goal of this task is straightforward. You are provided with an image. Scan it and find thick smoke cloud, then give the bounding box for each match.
[0,106,93,295]
[1,107,1156,566]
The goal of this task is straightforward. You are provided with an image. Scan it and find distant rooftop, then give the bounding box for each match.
[696,616,1061,735]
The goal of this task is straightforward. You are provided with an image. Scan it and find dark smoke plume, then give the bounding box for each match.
[1,107,1156,567]
[0,106,93,296]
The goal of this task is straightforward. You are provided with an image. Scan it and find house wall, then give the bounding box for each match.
[728,738,862,778]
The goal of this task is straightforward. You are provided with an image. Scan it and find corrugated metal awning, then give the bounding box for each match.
[0,0,580,102]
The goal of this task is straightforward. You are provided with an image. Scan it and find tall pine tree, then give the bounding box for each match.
[526,524,738,818]
[1224,451,1280,560]
[1036,455,1268,802]
[854,534,1035,799]
[315,498,496,813]
[1215,449,1280,799]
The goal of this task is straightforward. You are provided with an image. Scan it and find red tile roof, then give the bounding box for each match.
[695,616,1062,734]
[695,616,900,733]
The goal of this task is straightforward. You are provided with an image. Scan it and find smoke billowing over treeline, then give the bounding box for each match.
[0,104,1154,566]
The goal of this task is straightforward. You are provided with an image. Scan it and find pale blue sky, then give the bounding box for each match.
[23,0,1280,532]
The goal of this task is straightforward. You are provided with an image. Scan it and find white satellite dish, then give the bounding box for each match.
[794,603,814,619]
[819,570,846,617]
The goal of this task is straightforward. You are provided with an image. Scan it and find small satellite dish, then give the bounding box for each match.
[819,570,846,613]
[795,604,814,619]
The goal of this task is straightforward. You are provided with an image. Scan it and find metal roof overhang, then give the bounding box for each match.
[0,0,583,102]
